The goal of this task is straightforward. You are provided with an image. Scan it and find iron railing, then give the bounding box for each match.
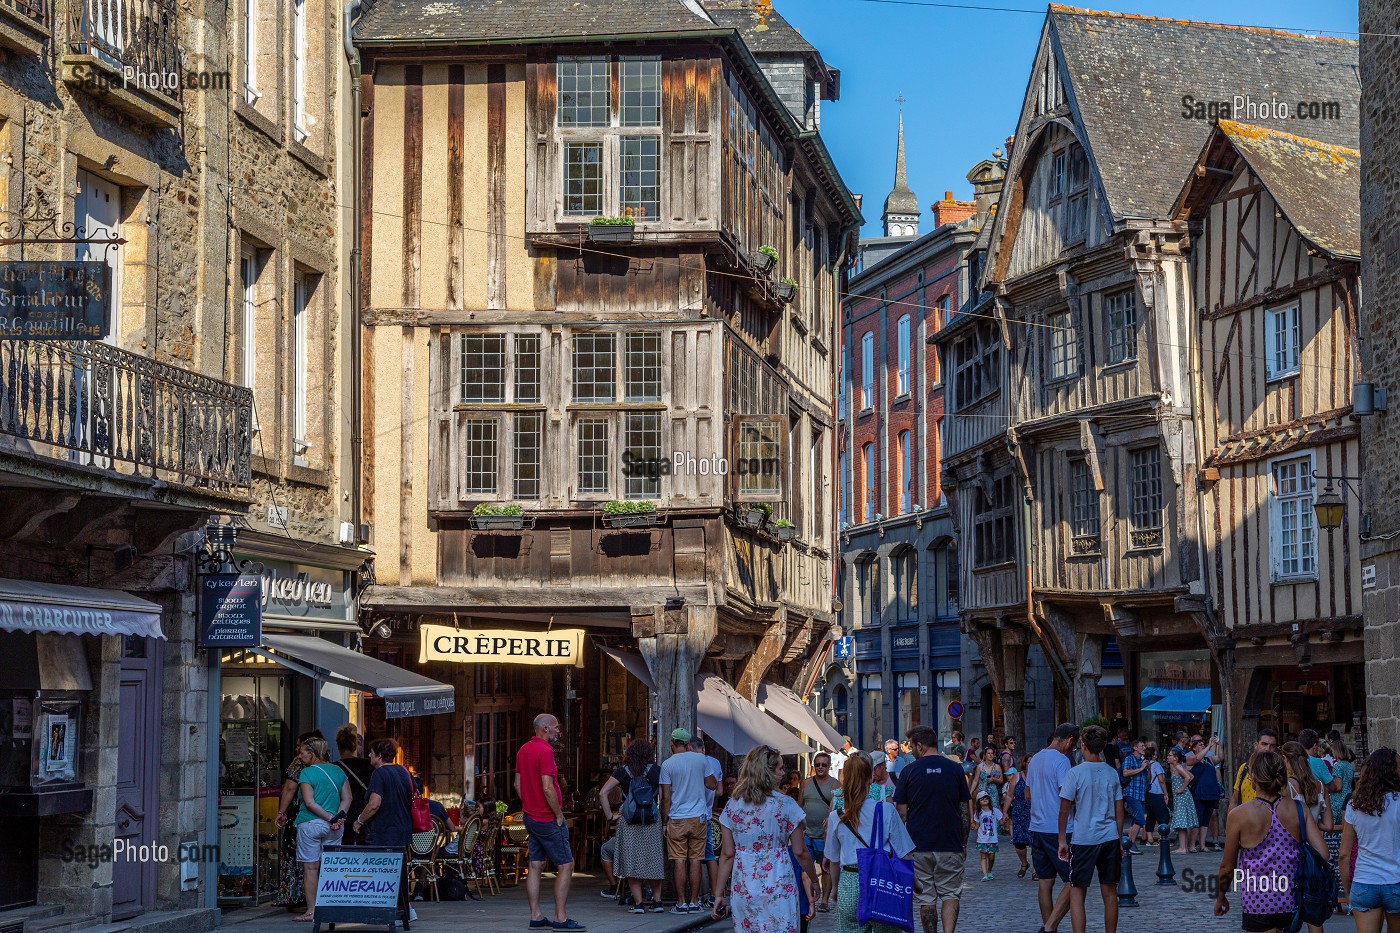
[68,0,182,103]
[1,0,49,31]
[0,340,252,492]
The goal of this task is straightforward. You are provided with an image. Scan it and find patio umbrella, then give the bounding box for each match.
[696,673,813,756]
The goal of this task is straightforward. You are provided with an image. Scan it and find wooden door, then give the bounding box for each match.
[113,635,162,920]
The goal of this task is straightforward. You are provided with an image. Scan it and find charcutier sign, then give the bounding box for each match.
[0,262,111,339]
[418,623,585,667]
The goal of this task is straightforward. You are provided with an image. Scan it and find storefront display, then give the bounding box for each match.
[1138,649,1216,745]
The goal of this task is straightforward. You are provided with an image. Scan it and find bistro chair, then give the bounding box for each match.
[499,817,530,887]
[442,815,485,899]
[407,816,448,902]
[478,815,501,895]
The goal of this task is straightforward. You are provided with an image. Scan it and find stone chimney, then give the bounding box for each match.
[931,190,976,228]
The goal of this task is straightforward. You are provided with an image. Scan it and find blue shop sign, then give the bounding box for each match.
[199,574,263,647]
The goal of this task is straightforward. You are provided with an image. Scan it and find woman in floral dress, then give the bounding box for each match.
[273,730,322,909]
[712,747,820,933]
[1006,756,1033,877]
[970,746,1004,810]
[1167,748,1198,853]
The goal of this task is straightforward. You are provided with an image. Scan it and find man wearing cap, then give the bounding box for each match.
[659,728,717,914]
[868,751,897,801]
[830,736,855,779]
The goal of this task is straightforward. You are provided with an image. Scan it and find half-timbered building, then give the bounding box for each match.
[350,0,859,793]
[975,6,1358,745]
[1176,121,1366,758]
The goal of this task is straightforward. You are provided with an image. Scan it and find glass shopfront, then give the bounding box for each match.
[1138,650,1217,747]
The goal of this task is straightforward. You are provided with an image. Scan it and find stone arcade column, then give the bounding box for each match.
[635,604,717,761]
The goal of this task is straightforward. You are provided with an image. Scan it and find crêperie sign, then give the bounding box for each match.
[418,623,585,667]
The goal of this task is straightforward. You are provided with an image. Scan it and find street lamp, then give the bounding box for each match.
[1314,486,1345,530]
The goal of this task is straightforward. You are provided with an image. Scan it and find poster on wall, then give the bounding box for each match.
[218,796,256,876]
[39,711,76,780]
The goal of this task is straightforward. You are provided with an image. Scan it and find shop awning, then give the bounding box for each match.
[598,645,656,690]
[1140,686,1211,714]
[0,576,163,639]
[757,682,843,752]
[698,674,813,756]
[257,634,455,718]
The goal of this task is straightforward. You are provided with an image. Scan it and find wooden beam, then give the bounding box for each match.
[364,584,712,610]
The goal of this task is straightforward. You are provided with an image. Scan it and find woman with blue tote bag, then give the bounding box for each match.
[823,753,916,933]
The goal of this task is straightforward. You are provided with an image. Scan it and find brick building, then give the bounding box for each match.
[830,125,1018,748]
[1360,0,1400,750]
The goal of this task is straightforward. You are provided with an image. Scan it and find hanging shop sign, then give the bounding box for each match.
[233,555,351,625]
[198,574,263,647]
[418,624,585,667]
[0,262,111,339]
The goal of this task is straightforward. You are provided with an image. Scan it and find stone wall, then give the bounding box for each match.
[1359,0,1400,751]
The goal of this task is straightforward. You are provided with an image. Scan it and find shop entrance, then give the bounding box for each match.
[1255,664,1367,747]
[218,665,292,905]
[113,636,162,920]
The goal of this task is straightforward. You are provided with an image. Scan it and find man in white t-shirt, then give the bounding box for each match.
[689,733,724,907]
[660,728,717,914]
[1057,725,1125,933]
[830,736,855,778]
[1027,723,1079,933]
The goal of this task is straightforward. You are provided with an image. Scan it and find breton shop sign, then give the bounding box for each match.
[418,624,586,667]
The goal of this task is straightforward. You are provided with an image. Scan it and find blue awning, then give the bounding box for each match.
[1140,686,1212,713]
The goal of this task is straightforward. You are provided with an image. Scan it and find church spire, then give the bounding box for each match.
[882,99,919,238]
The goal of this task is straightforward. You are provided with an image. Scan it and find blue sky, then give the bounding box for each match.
[779,0,1360,236]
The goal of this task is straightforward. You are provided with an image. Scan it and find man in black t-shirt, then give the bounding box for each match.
[895,726,972,933]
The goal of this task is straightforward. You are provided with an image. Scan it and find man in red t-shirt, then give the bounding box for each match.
[514,713,584,931]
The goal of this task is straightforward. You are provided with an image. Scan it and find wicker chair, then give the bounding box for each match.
[499,818,530,887]
[407,816,448,902]
[442,815,485,899]
[478,815,502,895]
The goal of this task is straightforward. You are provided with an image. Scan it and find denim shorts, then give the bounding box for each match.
[804,834,825,864]
[1350,881,1400,913]
[1124,797,1145,827]
[523,815,574,866]
[704,818,716,862]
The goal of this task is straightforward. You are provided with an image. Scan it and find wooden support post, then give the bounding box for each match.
[636,604,716,761]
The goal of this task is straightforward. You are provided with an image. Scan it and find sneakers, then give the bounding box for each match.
[650,902,664,913]
[551,922,587,932]
[701,895,715,909]
[670,904,691,914]
[629,906,646,915]
[601,888,618,898]
[527,921,553,930]
[1128,845,1142,855]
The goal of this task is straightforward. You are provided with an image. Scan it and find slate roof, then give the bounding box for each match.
[700,0,816,56]
[1049,5,1359,221]
[354,0,717,44]
[1217,121,1359,259]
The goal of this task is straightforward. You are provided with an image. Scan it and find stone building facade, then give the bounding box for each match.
[1360,0,1400,750]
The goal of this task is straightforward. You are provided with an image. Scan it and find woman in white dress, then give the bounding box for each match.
[712,747,820,933]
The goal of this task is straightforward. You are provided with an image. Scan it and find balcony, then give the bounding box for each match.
[64,0,183,127]
[0,0,50,55]
[0,340,252,501]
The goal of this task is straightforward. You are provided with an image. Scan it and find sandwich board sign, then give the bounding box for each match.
[313,846,407,933]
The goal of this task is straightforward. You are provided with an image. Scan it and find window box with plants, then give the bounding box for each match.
[773,278,798,303]
[773,518,796,542]
[753,245,779,275]
[470,503,531,530]
[601,500,662,528]
[738,501,772,529]
[587,215,636,243]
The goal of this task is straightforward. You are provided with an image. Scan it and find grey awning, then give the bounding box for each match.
[258,634,455,718]
[0,576,163,639]
[698,674,813,756]
[599,645,656,690]
[758,682,844,752]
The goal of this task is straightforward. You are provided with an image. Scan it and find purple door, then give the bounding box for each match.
[113,635,162,920]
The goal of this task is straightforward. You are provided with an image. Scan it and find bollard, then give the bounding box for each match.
[1117,834,1139,907]
[1156,823,1176,885]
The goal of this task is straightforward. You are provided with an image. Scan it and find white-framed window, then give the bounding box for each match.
[736,417,782,498]
[292,272,310,460]
[291,0,307,142]
[1049,149,1066,199]
[1129,446,1163,533]
[862,442,875,522]
[1271,455,1317,579]
[452,332,547,502]
[570,332,661,403]
[838,349,847,420]
[1105,288,1137,364]
[242,0,258,103]
[239,249,258,392]
[861,331,874,410]
[1049,309,1077,379]
[1265,304,1300,380]
[76,170,122,345]
[899,430,912,513]
[897,314,911,396]
[557,55,662,221]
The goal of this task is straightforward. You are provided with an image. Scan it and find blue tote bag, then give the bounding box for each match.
[855,801,915,933]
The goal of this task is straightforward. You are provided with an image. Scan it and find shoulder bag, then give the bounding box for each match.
[856,803,915,933]
[1289,799,1337,932]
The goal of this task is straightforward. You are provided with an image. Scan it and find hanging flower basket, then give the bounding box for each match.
[753,246,779,275]
[774,522,797,542]
[773,278,798,303]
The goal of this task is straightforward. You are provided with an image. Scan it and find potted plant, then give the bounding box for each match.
[754,245,779,275]
[774,277,798,303]
[774,518,796,541]
[740,501,771,529]
[602,499,659,528]
[588,215,636,243]
[471,503,525,530]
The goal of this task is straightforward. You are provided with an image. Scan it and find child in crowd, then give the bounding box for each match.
[975,790,1003,881]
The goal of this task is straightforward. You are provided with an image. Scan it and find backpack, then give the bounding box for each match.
[1289,800,1337,932]
[621,766,658,825]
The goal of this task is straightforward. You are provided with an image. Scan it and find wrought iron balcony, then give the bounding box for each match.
[1,0,48,32]
[67,0,182,103]
[0,340,252,494]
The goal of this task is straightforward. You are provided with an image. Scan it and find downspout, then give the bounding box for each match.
[344,0,364,543]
